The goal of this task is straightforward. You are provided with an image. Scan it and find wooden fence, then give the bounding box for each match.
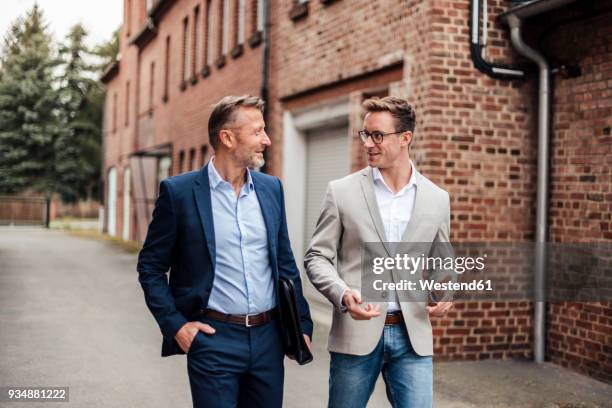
[0,195,49,226]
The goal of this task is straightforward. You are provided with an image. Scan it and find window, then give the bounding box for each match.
[112,93,118,133]
[236,0,246,44]
[126,0,132,37]
[189,148,196,171]
[158,156,172,180]
[107,167,117,237]
[149,62,155,114]
[163,36,170,101]
[178,150,185,174]
[200,145,209,167]
[221,0,230,56]
[248,0,263,47]
[289,0,309,21]
[181,17,189,85]
[256,0,264,32]
[122,167,131,241]
[192,6,201,79]
[125,81,130,127]
[204,0,213,70]
[232,0,245,57]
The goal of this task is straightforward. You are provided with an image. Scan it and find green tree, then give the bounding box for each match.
[55,23,102,202]
[93,28,119,72]
[0,4,61,195]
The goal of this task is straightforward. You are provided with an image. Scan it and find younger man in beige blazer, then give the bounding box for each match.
[305,96,453,408]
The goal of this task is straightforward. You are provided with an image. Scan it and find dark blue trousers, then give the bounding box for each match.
[187,315,285,408]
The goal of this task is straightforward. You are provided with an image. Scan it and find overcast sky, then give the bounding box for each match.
[1,0,123,48]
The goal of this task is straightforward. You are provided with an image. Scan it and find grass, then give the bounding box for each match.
[51,218,142,254]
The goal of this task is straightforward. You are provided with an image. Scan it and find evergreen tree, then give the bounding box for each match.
[93,28,119,72]
[0,5,60,195]
[55,23,101,202]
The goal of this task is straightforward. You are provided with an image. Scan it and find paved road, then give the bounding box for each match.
[1,228,610,408]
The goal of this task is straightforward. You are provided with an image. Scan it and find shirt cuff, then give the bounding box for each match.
[338,288,351,312]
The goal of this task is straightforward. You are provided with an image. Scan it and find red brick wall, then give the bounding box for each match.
[542,8,612,384]
[420,0,536,362]
[268,0,535,362]
[434,301,532,360]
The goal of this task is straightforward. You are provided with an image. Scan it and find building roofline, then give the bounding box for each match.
[100,60,120,84]
[130,0,177,50]
[129,18,157,48]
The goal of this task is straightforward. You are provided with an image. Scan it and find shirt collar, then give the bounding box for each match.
[207,157,254,193]
[372,160,417,195]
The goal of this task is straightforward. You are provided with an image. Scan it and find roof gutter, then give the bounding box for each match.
[499,0,579,364]
[100,60,120,84]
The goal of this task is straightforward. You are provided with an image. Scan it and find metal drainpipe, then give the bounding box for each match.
[259,0,270,174]
[504,13,550,364]
[469,0,526,80]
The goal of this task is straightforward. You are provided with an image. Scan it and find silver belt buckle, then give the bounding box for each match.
[245,313,256,327]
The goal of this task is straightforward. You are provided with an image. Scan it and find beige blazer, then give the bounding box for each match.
[304,166,451,356]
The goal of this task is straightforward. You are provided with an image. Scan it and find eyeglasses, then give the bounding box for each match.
[358,129,405,144]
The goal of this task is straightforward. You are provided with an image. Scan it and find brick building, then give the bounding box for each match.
[102,0,266,241]
[102,0,611,383]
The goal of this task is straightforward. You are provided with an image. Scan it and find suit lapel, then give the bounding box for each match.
[360,167,391,257]
[193,164,216,270]
[252,175,279,279]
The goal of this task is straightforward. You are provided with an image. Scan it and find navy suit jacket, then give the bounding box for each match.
[137,164,313,357]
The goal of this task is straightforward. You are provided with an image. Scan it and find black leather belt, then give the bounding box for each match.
[201,308,278,327]
[385,312,403,325]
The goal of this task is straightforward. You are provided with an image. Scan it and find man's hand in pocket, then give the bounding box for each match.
[175,321,216,353]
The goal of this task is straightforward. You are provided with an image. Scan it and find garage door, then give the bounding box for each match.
[304,125,349,252]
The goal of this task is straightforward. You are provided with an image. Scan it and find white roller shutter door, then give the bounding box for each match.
[303,125,349,252]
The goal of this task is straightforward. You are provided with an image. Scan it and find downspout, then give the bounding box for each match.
[100,97,107,234]
[499,0,578,364]
[260,0,270,174]
[506,14,550,364]
[134,48,142,158]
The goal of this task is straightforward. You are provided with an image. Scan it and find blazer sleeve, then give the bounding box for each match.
[304,182,350,310]
[427,191,456,301]
[276,178,314,339]
[137,179,188,341]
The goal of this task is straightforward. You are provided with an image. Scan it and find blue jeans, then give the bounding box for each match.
[328,323,433,408]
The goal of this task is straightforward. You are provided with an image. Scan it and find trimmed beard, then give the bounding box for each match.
[232,149,265,169]
[249,153,265,169]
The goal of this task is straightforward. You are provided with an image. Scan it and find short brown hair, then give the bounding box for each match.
[208,95,265,149]
[362,96,416,133]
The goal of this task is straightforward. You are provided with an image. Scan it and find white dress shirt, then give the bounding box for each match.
[371,161,417,312]
[339,161,418,312]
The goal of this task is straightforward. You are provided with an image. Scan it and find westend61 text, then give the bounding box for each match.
[372,279,493,292]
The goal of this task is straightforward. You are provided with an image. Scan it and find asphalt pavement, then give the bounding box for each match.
[1,228,610,407]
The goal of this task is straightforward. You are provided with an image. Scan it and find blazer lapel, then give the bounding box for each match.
[360,168,391,257]
[253,176,279,279]
[193,164,216,270]
[399,170,425,243]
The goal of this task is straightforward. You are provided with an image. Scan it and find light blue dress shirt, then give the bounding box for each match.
[206,159,276,315]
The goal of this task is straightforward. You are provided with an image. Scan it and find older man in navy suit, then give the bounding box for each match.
[137,95,313,408]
